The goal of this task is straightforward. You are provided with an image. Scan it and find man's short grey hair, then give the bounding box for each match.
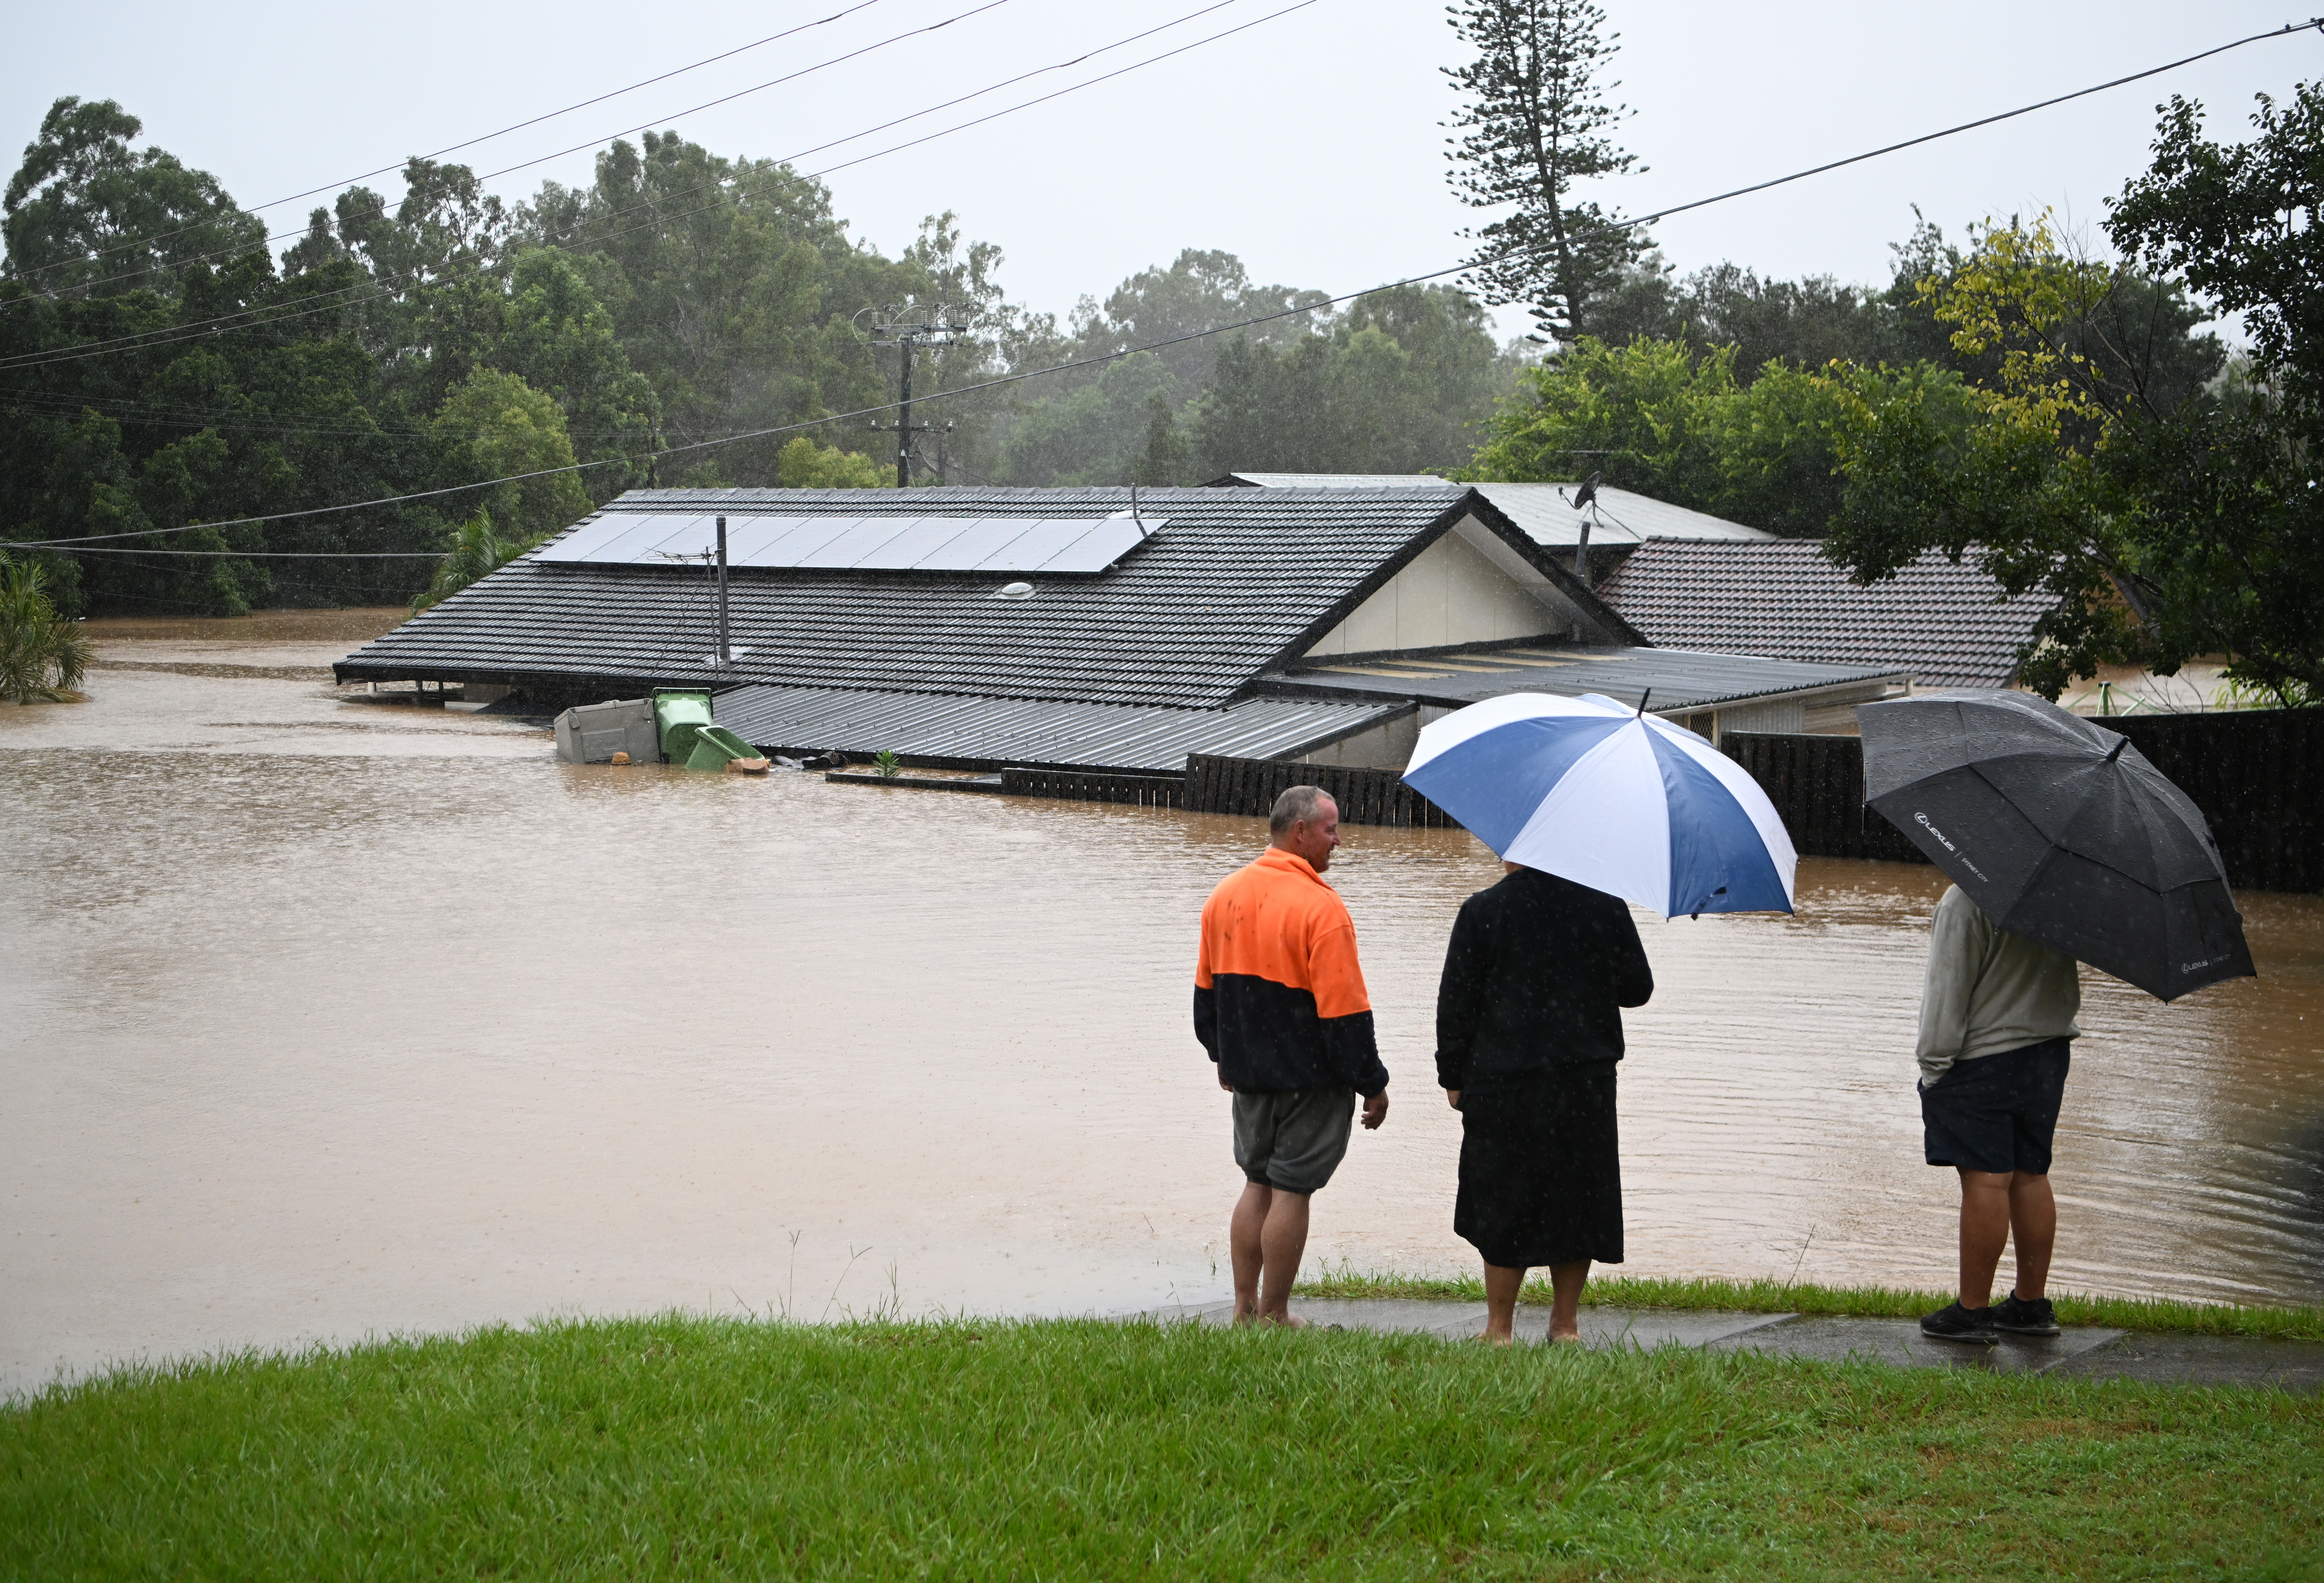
[1269,784,1336,838]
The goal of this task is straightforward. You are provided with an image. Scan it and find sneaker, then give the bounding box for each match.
[1919,1300,2000,1344]
[1993,1291,2061,1336]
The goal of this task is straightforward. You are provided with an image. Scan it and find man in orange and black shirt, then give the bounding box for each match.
[1195,785,1391,1327]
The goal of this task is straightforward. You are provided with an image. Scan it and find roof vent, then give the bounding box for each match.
[994,581,1035,600]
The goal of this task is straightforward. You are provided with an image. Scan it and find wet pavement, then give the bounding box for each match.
[1140,1299,2324,1389]
[4,617,2322,1396]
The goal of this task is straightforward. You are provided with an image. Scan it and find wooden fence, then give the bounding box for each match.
[1719,734,1926,864]
[1725,709,2323,893]
[1182,754,1461,828]
[999,767,1187,808]
[2103,709,2322,893]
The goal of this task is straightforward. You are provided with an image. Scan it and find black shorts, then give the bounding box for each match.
[1920,1038,2072,1175]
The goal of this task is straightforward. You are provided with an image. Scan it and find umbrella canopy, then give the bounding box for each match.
[1403,692,1797,917]
[1858,692,2255,1001]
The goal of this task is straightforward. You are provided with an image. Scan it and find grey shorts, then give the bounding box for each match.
[1232,1087,1357,1196]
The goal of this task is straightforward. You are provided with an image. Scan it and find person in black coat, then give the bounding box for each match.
[1437,862,1654,1344]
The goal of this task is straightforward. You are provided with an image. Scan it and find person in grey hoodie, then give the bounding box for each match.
[1913,883,2083,1344]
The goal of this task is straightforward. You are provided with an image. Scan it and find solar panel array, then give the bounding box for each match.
[532,512,1161,575]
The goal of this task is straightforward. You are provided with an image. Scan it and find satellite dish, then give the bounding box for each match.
[1572,470,1603,512]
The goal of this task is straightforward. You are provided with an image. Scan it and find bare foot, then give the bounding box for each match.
[1257,1312,1309,1330]
[1473,1330,1516,1348]
[1546,1330,1583,1345]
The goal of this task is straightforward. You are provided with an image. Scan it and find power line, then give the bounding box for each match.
[12,17,2317,554]
[0,0,1269,368]
[1,0,898,291]
[10,0,1250,311]
[45,546,445,558]
[4,0,1020,307]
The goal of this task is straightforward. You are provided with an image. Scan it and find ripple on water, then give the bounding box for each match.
[3,664,2320,1394]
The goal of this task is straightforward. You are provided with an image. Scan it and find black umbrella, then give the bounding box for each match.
[1857,692,2255,1001]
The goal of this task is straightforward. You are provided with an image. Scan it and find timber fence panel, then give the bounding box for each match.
[999,768,1185,809]
[1720,734,1926,866]
[2108,709,2322,893]
[1181,755,1461,829]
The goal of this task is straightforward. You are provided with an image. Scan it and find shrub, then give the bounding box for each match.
[0,553,93,703]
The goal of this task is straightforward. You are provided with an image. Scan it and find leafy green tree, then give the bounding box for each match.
[1065,249,1326,392]
[490,249,659,494]
[1186,283,1519,478]
[775,435,890,488]
[998,352,1179,486]
[1466,334,1913,535]
[2,98,264,299]
[429,368,594,541]
[517,133,928,484]
[1816,194,2304,701]
[1443,0,1648,342]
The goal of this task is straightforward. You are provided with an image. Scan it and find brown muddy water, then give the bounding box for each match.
[4,619,2322,1393]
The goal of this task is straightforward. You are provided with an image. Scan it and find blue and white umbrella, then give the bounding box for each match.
[1402,692,1798,917]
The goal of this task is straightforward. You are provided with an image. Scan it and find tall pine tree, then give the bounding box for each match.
[1443,0,1648,344]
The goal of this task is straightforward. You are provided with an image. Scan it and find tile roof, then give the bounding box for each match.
[712,686,1406,772]
[1261,644,1904,713]
[337,486,1622,710]
[1594,541,2058,690]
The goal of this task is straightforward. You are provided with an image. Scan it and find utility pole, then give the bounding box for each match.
[714,514,730,668]
[868,311,969,487]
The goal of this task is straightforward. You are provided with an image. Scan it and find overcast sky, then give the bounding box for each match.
[8,0,2318,341]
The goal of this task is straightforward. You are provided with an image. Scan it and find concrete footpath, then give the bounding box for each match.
[1138,1300,2324,1391]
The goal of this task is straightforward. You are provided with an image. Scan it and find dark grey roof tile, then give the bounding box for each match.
[1594,541,2054,690]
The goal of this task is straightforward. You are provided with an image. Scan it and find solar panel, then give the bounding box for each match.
[1035,518,1149,573]
[533,514,1168,573]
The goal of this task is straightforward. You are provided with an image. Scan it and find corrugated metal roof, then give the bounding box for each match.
[1469,483,1777,546]
[1210,471,1456,489]
[711,685,1407,772]
[1210,474,1776,545]
[335,485,1628,710]
[1595,541,2055,689]
[1261,643,1905,712]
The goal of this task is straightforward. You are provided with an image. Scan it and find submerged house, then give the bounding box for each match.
[335,486,1906,771]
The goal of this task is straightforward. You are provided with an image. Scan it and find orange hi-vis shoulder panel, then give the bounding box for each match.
[1194,848,1386,1096]
[1196,848,1371,1016]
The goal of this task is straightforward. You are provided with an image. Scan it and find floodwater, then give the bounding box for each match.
[4,617,2321,1394]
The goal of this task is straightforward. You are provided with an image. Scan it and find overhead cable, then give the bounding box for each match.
[18,0,1249,311]
[2,0,906,289]
[15,16,2321,552]
[0,0,1270,366]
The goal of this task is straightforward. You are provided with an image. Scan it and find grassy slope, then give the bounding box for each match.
[5,1317,2320,1580]
[1297,1269,2324,1343]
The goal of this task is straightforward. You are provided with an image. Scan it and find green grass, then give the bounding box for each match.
[5,1316,2321,1579]
[1298,1267,2324,1343]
